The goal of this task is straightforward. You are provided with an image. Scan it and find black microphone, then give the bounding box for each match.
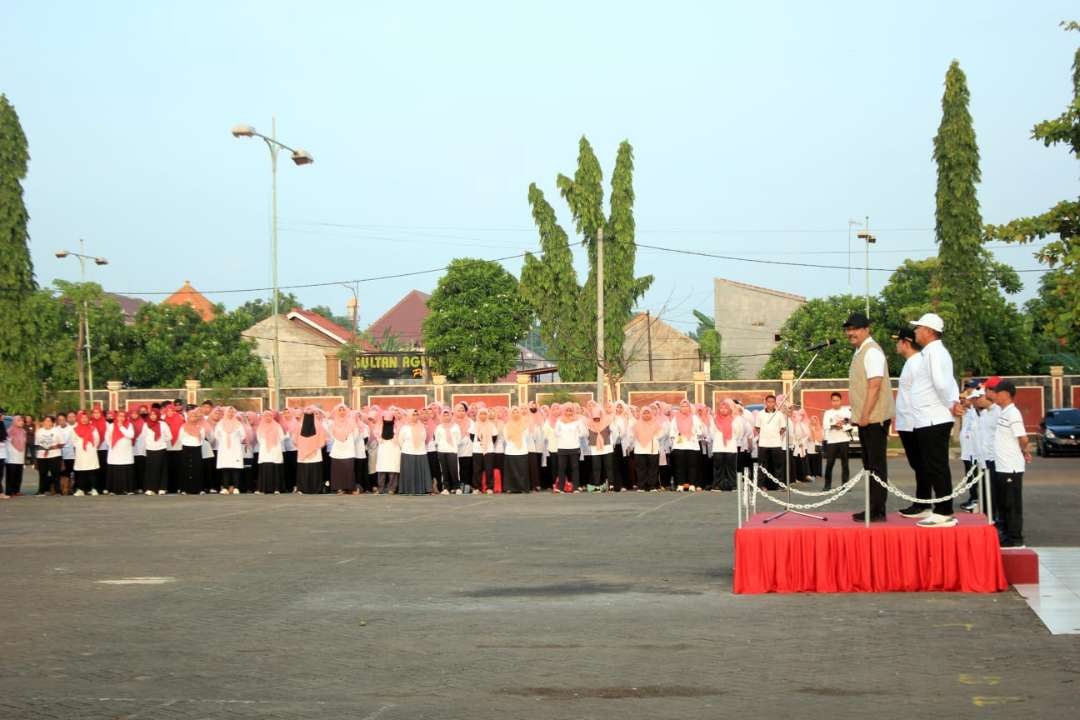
[804,339,837,352]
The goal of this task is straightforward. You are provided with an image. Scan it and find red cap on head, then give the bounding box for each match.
[983,375,1002,390]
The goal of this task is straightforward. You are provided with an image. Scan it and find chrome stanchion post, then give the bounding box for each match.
[863,470,870,528]
[983,466,993,526]
[736,469,743,529]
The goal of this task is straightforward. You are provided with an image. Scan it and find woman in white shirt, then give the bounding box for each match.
[214,407,246,495]
[105,415,136,495]
[142,408,172,495]
[710,400,739,491]
[131,409,148,494]
[351,412,370,493]
[72,412,101,496]
[34,415,64,496]
[375,411,402,494]
[293,408,326,495]
[398,409,433,495]
[256,412,285,494]
[609,401,631,492]
[60,411,77,492]
[328,404,358,495]
[178,411,206,495]
[585,407,615,492]
[434,409,461,494]
[525,404,546,492]
[552,405,587,493]
[630,405,664,491]
[669,400,705,492]
[502,406,531,493]
[471,408,499,494]
[452,405,473,494]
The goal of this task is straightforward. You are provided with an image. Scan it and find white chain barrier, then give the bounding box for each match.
[863,463,983,506]
[755,465,860,497]
[747,466,865,510]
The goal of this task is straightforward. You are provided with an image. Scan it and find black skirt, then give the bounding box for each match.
[257,463,282,494]
[297,462,323,494]
[145,449,167,493]
[503,454,530,493]
[330,458,356,492]
[107,464,135,495]
[398,453,432,495]
[180,446,203,494]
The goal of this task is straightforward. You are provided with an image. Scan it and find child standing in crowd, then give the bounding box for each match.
[992,381,1031,548]
[35,415,64,496]
[4,415,28,496]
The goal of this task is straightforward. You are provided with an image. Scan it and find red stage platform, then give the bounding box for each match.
[734,512,1008,594]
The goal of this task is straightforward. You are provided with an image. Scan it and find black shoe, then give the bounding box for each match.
[897,504,931,519]
[852,511,886,522]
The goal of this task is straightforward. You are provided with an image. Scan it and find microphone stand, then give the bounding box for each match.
[763,348,828,523]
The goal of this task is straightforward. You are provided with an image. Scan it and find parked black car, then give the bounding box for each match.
[1038,408,1080,456]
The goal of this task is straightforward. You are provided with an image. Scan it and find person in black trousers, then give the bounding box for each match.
[822,392,851,490]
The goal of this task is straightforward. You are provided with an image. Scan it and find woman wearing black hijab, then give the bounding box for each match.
[293,409,326,495]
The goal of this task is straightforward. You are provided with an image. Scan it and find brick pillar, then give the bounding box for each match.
[350,377,364,409]
[781,370,795,403]
[432,374,447,405]
[106,380,123,412]
[1050,365,1064,409]
[325,354,343,387]
[516,374,530,406]
[185,379,200,407]
[692,371,707,406]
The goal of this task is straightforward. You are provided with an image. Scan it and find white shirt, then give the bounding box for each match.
[5,435,25,464]
[858,336,887,379]
[755,410,786,449]
[106,423,135,465]
[35,427,63,459]
[554,418,587,450]
[257,425,284,464]
[976,404,1000,466]
[329,430,357,460]
[179,427,204,448]
[353,423,369,460]
[668,415,705,451]
[435,423,461,454]
[73,428,100,471]
[144,423,173,452]
[710,416,740,454]
[959,407,978,461]
[629,420,662,454]
[398,424,428,456]
[59,425,76,460]
[214,424,245,469]
[822,407,851,444]
[894,352,923,433]
[909,339,959,429]
[994,403,1027,474]
[132,424,147,456]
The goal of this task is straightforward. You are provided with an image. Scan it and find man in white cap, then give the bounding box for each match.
[901,313,963,528]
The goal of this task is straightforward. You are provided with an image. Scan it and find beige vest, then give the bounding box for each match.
[848,338,895,424]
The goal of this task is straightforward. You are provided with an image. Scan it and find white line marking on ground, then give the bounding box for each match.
[96,577,176,585]
[336,557,357,565]
[634,493,693,518]
[361,704,396,720]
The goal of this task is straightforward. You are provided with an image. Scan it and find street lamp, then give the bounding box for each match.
[232,117,314,410]
[857,218,876,318]
[55,239,109,410]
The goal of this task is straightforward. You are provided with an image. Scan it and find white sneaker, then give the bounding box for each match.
[254,490,262,495]
[274,491,280,495]
[440,489,449,495]
[102,490,110,495]
[454,489,462,495]
[233,488,241,495]
[158,490,166,495]
[145,490,153,496]
[89,489,99,496]
[917,513,959,528]
[199,491,206,495]
[74,489,85,497]
[209,489,217,494]
[676,486,684,492]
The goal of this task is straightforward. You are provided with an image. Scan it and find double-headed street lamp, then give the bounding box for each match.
[55,239,108,410]
[232,118,313,410]
[856,216,876,318]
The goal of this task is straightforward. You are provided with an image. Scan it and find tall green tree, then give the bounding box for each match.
[687,309,742,380]
[234,291,303,325]
[423,258,532,383]
[0,94,39,412]
[987,22,1080,348]
[932,60,991,373]
[520,137,653,383]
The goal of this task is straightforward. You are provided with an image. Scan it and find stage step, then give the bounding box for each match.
[1002,548,1039,585]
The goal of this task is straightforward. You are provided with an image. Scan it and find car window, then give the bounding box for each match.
[1046,410,1080,424]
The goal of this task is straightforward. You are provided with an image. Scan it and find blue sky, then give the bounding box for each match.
[3,1,1076,336]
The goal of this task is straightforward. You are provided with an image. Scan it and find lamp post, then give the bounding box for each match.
[232,118,313,410]
[596,226,605,403]
[343,282,360,399]
[857,216,876,318]
[55,239,108,410]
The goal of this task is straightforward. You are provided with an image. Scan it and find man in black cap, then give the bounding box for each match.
[843,312,894,521]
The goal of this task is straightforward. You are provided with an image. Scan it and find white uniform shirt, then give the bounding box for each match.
[994,403,1027,474]
[710,416,740,454]
[398,424,428,456]
[353,423,369,460]
[329,430,357,460]
[959,407,978,461]
[73,428,100,471]
[143,423,173,452]
[668,415,705,451]
[894,352,923,433]
[105,423,135,465]
[976,405,1000,467]
[257,426,285,464]
[132,424,147,457]
[435,423,461,454]
[822,407,852,444]
[858,336,887,379]
[214,424,245,469]
[755,410,786,449]
[35,427,63,459]
[909,339,959,428]
[554,418,587,451]
[59,425,76,460]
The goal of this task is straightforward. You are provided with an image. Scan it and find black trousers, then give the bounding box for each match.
[528,452,542,491]
[612,444,628,491]
[167,450,181,493]
[670,448,699,487]
[457,455,473,490]
[736,450,752,475]
[858,421,890,515]
[4,463,23,494]
[427,451,442,489]
[914,422,954,516]
[75,469,96,494]
[998,471,1024,544]
[898,430,929,509]
[985,460,999,523]
[38,457,62,494]
[634,452,660,490]
[220,468,242,489]
[134,455,146,492]
[145,450,168,493]
[823,441,849,489]
[590,452,615,487]
[94,450,108,493]
[712,452,737,491]
[437,452,459,491]
[472,452,497,491]
[555,449,580,490]
[759,447,785,489]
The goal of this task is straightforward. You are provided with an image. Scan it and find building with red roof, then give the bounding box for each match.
[163,280,216,321]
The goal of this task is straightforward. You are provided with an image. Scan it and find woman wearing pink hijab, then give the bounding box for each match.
[293,407,326,494]
[328,403,359,494]
[668,400,705,492]
[710,400,739,491]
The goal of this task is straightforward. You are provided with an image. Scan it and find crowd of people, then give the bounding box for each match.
[0,393,845,501]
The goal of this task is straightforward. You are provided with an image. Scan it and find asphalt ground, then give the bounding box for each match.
[1,457,1079,719]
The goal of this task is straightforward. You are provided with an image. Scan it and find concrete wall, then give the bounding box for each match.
[241,315,341,389]
[622,315,700,382]
[713,278,806,379]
